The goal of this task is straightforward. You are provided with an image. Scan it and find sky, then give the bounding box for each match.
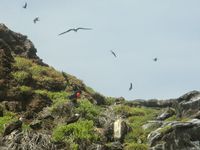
[0,0,200,100]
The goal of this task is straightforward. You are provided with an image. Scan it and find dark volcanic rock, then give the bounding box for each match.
[0,23,46,66]
[148,119,200,150]
[3,120,22,137]
[29,120,42,130]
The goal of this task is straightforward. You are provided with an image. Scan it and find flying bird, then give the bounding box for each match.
[129,83,133,91]
[110,50,117,57]
[58,27,92,36]
[153,58,158,62]
[33,17,39,24]
[23,2,27,9]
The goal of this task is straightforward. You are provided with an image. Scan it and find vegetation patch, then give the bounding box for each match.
[159,125,173,134]
[124,107,160,145]
[124,143,148,150]
[52,120,98,150]
[75,99,101,121]
[0,111,17,134]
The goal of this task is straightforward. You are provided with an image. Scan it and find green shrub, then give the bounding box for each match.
[124,107,160,144]
[0,111,17,134]
[75,99,101,121]
[14,57,32,71]
[114,105,148,117]
[14,57,66,91]
[19,86,32,92]
[12,71,31,84]
[34,90,69,113]
[124,143,148,150]
[19,85,32,96]
[159,125,172,134]
[52,120,98,149]
[105,97,116,105]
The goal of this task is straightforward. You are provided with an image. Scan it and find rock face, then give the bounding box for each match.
[0,24,45,65]
[0,130,58,150]
[113,118,129,142]
[0,39,14,99]
[148,119,200,150]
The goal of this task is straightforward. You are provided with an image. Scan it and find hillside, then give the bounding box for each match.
[0,24,200,150]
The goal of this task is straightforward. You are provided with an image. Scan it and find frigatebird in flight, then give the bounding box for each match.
[153,58,158,62]
[58,27,92,36]
[129,83,133,91]
[110,50,117,58]
[23,2,27,9]
[33,17,39,24]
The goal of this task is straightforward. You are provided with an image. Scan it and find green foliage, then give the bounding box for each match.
[124,143,148,150]
[34,90,70,113]
[159,125,172,134]
[13,57,65,90]
[105,97,116,105]
[124,107,160,144]
[114,105,149,117]
[75,99,101,121]
[14,57,32,70]
[52,120,98,149]
[19,85,32,92]
[0,111,17,134]
[12,71,31,84]
[18,85,33,96]
[22,122,31,131]
[165,115,177,121]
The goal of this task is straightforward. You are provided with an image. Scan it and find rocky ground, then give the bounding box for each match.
[0,24,200,150]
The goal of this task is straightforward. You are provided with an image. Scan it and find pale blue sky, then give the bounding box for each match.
[1,0,200,100]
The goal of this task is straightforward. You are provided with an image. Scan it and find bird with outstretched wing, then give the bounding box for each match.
[110,50,117,57]
[129,83,133,91]
[23,2,27,9]
[58,27,92,36]
[33,17,39,24]
[153,58,158,62]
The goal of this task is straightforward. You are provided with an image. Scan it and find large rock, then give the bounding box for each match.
[148,119,200,150]
[113,118,130,142]
[157,108,175,121]
[0,24,46,66]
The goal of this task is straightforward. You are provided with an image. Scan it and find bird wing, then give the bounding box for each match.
[23,2,27,8]
[110,50,117,57]
[129,83,133,90]
[33,17,39,23]
[58,29,74,36]
[77,27,92,30]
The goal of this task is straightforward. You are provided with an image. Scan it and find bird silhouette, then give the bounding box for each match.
[33,17,39,24]
[153,58,158,62]
[23,2,27,9]
[129,83,133,91]
[110,50,117,57]
[66,113,80,124]
[58,27,92,36]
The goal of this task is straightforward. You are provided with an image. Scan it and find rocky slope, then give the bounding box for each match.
[0,24,200,150]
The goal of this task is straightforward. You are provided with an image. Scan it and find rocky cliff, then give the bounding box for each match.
[0,24,200,150]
